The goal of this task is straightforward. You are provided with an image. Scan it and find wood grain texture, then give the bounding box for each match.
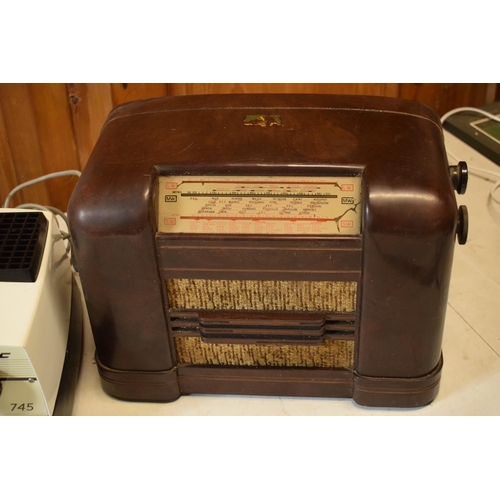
[0,84,48,207]
[28,84,80,210]
[67,83,114,169]
[0,99,19,208]
[0,84,82,210]
[111,83,170,105]
[168,83,401,96]
[170,83,491,117]
[399,83,489,116]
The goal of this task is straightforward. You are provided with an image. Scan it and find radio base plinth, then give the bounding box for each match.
[96,354,442,408]
[177,366,354,400]
[352,355,443,408]
[96,355,181,403]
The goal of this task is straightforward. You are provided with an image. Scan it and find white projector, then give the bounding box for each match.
[0,209,79,416]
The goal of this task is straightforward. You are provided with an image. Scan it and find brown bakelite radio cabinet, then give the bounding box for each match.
[68,94,468,407]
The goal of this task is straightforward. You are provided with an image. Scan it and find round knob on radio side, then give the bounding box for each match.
[449,161,468,194]
[456,205,468,245]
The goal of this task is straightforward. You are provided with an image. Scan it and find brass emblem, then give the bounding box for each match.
[244,114,282,127]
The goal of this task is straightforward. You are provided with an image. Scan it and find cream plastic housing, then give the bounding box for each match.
[0,210,72,416]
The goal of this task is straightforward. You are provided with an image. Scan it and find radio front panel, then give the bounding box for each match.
[156,175,362,376]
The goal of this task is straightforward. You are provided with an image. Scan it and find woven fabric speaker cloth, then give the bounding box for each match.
[175,337,354,369]
[166,279,357,312]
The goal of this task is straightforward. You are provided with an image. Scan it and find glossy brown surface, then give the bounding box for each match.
[68,94,459,407]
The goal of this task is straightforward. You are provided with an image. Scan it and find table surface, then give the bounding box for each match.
[71,130,500,415]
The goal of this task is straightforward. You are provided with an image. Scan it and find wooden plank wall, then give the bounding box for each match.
[0,83,492,210]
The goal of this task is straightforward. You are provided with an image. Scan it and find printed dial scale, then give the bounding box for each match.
[157,176,362,235]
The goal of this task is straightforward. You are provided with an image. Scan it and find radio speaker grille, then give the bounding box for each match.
[166,279,357,312]
[175,337,354,369]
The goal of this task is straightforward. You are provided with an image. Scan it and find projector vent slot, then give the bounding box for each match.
[166,279,357,312]
[0,211,48,282]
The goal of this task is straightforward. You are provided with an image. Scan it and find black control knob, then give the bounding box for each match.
[449,161,468,194]
[456,205,468,245]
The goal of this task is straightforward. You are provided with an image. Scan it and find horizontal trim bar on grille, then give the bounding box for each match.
[156,237,362,275]
[169,311,355,343]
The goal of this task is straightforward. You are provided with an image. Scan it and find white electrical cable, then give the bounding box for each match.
[15,203,73,253]
[440,107,500,125]
[16,203,68,225]
[441,107,500,204]
[2,170,81,259]
[3,169,81,208]
[463,167,500,205]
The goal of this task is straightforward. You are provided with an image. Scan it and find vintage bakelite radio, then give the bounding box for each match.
[68,94,468,407]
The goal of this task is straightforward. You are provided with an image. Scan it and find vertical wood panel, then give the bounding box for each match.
[334,83,398,96]
[399,83,489,116]
[28,84,81,210]
[381,83,399,97]
[0,100,19,207]
[485,83,497,104]
[168,83,402,97]
[0,84,48,207]
[67,83,114,169]
[110,83,170,106]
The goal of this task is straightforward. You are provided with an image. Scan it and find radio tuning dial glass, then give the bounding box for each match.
[157,175,362,235]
